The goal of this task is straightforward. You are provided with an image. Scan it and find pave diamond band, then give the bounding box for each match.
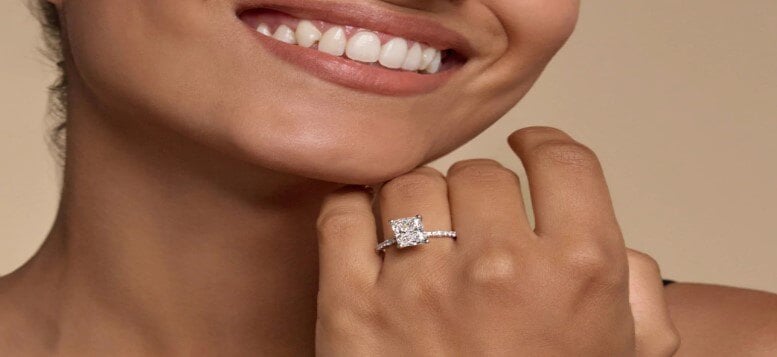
[375,214,457,252]
[375,231,458,251]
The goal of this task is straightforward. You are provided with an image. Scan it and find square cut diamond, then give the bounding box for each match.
[390,215,428,249]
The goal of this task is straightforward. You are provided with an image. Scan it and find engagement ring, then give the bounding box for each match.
[376,214,457,252]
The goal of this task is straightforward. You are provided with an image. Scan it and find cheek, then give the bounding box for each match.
[463,0,580,125]
[499,0,580,56]
[63,0,229,123]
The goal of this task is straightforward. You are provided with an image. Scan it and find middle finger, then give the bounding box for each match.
[446,159,534,252]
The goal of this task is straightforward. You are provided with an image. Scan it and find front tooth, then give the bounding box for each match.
[419,47,437,70]
[295,20,321,48]
[379,37,408,69]
[272,24,297,44]
[401,43,423,71]
[422,50,442,74]
[345,31,381,63]
[256,23,271,36]
[318,26,346,56]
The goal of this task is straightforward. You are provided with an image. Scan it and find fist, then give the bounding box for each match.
[315,127,677,356]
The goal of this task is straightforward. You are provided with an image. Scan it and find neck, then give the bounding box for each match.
[20,91,353,355]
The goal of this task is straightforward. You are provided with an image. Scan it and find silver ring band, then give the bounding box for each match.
[376,230,457,251]
[375,214,457,252]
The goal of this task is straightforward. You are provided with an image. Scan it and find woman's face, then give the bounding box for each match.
[55,0,579,184]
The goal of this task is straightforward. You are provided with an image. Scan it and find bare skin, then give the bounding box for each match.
[0,90,335,355]
[315,128,680,356]
[1,0,776,355]
[666,284,777,356]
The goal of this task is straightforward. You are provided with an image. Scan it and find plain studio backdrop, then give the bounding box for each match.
[2,1,776,292]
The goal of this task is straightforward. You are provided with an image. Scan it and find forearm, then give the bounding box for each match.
[664,283,777,356]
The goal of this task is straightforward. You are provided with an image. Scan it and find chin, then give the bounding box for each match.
[220,101,446,185]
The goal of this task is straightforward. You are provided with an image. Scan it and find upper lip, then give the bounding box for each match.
[234,0,476,59]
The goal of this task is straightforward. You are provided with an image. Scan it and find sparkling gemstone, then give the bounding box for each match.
[390,215,428,248]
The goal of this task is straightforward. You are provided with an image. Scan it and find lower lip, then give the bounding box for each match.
[240,25,460,96]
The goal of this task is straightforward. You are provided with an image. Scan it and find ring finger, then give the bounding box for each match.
[376,166,455,272]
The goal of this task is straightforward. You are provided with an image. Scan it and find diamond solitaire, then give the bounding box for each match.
[391,214,428,248]
[376,215,457,252]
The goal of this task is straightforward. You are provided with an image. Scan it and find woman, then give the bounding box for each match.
[1,0,775,355]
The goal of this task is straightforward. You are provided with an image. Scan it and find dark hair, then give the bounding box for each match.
[31,0,67,164]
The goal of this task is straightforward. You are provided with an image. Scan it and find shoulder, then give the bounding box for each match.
[665,282,777,356]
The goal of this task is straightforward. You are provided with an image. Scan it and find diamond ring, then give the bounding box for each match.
[375,214,457,252]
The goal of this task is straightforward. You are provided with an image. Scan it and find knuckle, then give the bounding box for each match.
[316,207,373,238]
[448,161,518,186]
[379,167,446,201]
[448,158,503,173]
[562,243,621,282]
[465,251,522,290]
[409,165,447,179]
[530,140,601,170]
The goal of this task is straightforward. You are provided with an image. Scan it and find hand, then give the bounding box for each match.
[315,126,674,355]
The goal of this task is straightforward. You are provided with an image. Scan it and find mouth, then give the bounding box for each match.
[235,0,472,96]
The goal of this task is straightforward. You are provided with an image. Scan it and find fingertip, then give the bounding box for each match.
[506,128,524,146]
[507,126,573,149]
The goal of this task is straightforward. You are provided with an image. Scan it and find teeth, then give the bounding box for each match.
[419,47,437,71]
[318,26,347,56]
[272,24,297,45]
[401,43,423,71]
[345,31,381,63]
[256,23,271,36]
[422,50,442,74]
[295,20,321,48]
[255,20,445,73]
[379,38,409,69]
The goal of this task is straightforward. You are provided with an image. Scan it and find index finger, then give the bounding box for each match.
[507,126,620,240]
[316,185,382,290]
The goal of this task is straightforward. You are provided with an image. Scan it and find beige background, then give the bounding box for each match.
[2,1,775,292]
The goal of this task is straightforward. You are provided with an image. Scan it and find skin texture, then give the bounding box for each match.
[315,128,679,356]
[0,0,775,355]
[665,284,777,356]
[51,0,580,185]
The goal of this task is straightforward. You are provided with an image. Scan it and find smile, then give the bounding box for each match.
[236,0,472,96]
